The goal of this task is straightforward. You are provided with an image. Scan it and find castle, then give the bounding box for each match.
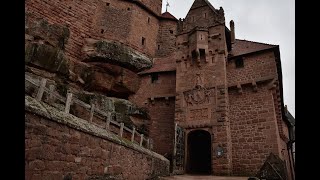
[25,0,295,179]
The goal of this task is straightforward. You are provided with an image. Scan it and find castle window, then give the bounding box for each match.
[235,57,244,68]
[158,45,160,50]
[148,17,150,23]
[199,49,206,62]
[151,73,159,83]
[170,30,173,34]
[100,29,104,34]
[106,2,110,6]
[204,13,207,18]
[127,7,131,11]
[142,37,146,46]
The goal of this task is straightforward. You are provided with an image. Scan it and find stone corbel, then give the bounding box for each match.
[267,78,277,90]
[210,33,221,39]
[218,49,225,54]
[237,83,243,94]
[252,81,258,92]
[150,97,155,105]
[165,97,169,105]
[205,53,209,63]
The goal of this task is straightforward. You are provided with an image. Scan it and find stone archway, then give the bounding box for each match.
[186,130,212,174]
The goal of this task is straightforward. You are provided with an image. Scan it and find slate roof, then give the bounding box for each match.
[139,57,176,75]
[229,39,277,57]
[285,110,295,126]
[161,12,178,21]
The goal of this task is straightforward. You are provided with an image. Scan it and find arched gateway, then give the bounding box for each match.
[186,130,212,174]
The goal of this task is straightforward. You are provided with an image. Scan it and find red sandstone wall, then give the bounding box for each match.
[25,112,169,180]
[227,51,277,85]
[130,72,176,158]
[25,0,98,63]
[139,0,162,15]
[182,6,218,32]
[147,99,175,159]
[92,0,134,45]
[156,20,178,57]
[128,4,159,57]
[130,72,176,107]
[25,0,160,63]
[279,140,293,180]
[229,85,281,176]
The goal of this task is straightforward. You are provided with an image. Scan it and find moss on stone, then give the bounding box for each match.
[76,93,94,104]
[25,42,35,63]
[89,40,152,72]
[25,42,70,76]
[80,67,94,86]
[114,100,128,114]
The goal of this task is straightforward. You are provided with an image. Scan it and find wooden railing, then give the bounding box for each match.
[25,76,152,149]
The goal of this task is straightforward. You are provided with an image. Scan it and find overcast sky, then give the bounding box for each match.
[162,0,295,117]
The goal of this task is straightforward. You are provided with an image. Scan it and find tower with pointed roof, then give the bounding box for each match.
[174,0,233,175]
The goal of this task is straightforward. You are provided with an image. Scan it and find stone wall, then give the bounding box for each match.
[229,85,281,176]
[25,95,169,180]
[130,71,176,158]
[25,0,160,63]
[130,71,176,107]
[227,51,277,85]
[156,20,178,57]
[147,98,175,160]
[138,0,162,15]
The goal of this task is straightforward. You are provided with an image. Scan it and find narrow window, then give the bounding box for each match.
[200,35,203,40]
[148,17,150,23]
[199,49,206,62]
[127,7,131,11]
[235,57,244,68]
[151,73,158,83]
[142,37,145,46]
[101,29,104,34]
[170,30,173,34]
[158,45,160,50]
[204,13,207,18]
[192,16,195,22]
[106,2,110,6]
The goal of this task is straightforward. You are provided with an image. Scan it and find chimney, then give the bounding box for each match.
[230,20,235,44]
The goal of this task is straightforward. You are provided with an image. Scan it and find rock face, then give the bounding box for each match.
[74,63,141,97]
[25,15,70,76]
[82,38,153,72]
